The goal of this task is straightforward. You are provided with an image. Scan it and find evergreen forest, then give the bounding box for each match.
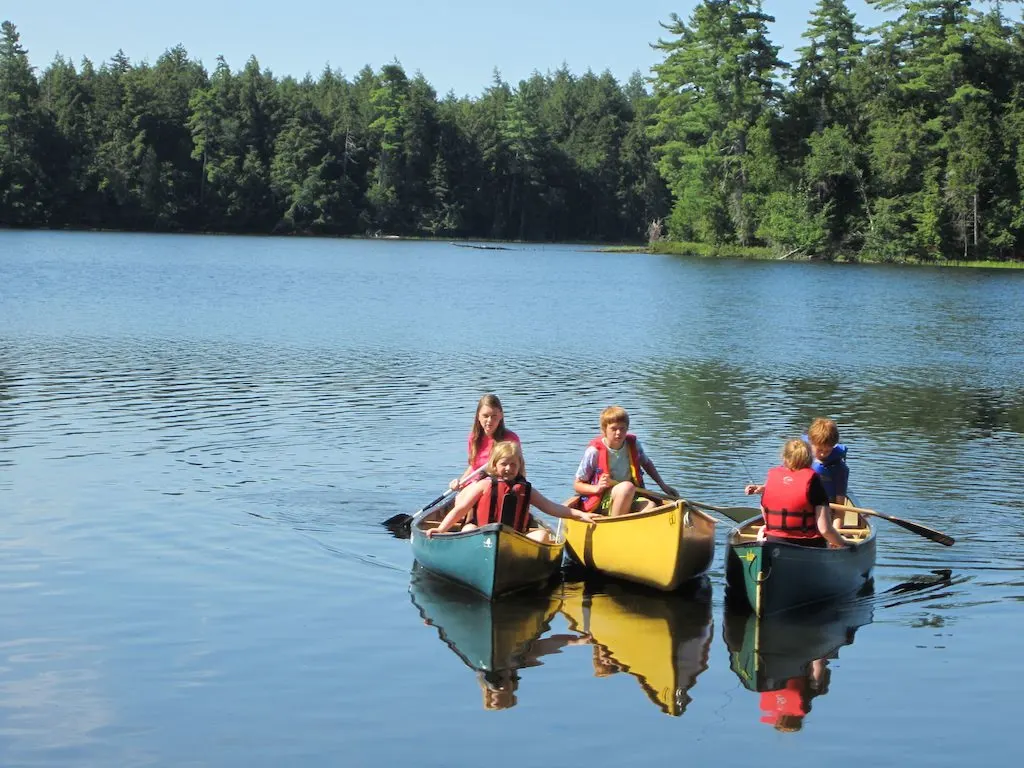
[3,1,1024,262]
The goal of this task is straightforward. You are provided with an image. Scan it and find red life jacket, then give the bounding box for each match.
[581,434,644,512]
[761,466,820,540]
[473,475,533,533]
[759,678,810,723]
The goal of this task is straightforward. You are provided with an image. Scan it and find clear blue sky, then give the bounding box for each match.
[5,1,892,96]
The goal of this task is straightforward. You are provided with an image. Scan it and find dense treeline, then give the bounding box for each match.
[0,20,666,244]
[3,1,1024,260]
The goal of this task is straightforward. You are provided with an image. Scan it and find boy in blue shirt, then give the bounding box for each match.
[806,417,849,504]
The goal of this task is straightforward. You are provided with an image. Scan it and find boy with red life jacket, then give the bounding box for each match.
[744,439,849,549]
[573,406,678,517]
[428,441,597,543]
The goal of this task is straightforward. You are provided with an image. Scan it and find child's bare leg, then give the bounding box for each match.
[608,482,637,517]
[461,522,478,532]
[633,496,656,513]
[526,528,551,543]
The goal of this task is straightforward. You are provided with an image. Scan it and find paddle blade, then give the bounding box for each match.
[714,506,762,523]
[684,498,761,523]
[889,518,955,547]
[382,513,415,540]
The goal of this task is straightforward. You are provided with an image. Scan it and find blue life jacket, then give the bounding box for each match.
[811,443,849,502]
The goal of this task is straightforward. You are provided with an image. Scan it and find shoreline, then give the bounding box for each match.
[4,226,1022,268]
[607,241,1024,269]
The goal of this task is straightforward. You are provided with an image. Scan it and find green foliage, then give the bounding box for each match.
[649,1,785,245]
[2,6,1024,262]
[0,20,47,224]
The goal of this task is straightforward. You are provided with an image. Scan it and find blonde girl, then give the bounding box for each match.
[431,441,597,542]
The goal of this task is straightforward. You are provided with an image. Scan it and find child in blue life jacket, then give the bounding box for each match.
[745,418,850,505]
[573,405,678,517]
[429,441,598,542]
[806,417,849,505]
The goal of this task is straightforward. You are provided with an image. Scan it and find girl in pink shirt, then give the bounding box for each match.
[450,394,520,489]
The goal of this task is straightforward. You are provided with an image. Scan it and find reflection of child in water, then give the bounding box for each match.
[759,658,831,732]
[591,644,624,678]
[476,633,592,710]
[478,670,519,711]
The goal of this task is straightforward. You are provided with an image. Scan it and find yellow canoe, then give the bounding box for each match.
[559,581,713,716]
[562,495,716,590]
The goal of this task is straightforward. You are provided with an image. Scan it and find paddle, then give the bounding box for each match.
[682,499,762,523]
[830,503,955,547]
[382,468,485,535]
[636,488,725,524]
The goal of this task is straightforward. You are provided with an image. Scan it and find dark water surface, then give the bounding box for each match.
[0,231,1020,766]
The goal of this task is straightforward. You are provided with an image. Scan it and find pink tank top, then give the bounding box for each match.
[468,430,521,470]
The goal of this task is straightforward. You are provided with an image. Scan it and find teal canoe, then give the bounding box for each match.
[409,566,561,674]
[725,509,876,616]
[410,496,564,599]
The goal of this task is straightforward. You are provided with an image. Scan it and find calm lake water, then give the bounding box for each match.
[0,231,1020,767]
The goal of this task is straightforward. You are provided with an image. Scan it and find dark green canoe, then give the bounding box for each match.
[725,512,876,616]
[723,597,875,692]
[409,496,564,599]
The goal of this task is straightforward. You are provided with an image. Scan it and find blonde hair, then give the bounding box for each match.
[469,394,509,464]
[774,714,804,732]
[486,440,525,477]
[781,439,813,470]
[478,670,519,710]
[807,417,839,447]
[600,405,630,429]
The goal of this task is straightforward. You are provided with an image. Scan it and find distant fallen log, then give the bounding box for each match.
[450,242,511,251]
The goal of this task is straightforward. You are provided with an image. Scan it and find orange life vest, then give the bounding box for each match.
[761,466,820,540]
[581,434,645,512]
[473,475,532,532]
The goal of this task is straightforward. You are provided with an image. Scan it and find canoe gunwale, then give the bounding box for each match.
[414,509,562,551]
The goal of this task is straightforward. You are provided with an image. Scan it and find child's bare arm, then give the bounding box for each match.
[641,457,677,497]
[531,490,599,524]
[816,506,849,548]
[574,474,611,497]
[428,481,484,536]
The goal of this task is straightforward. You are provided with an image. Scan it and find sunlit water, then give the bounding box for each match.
[0,231,1020,766]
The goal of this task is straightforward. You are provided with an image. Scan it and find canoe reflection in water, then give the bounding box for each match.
[559,577,713,716]
[409,565,586,710]
[723,595,875,732]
